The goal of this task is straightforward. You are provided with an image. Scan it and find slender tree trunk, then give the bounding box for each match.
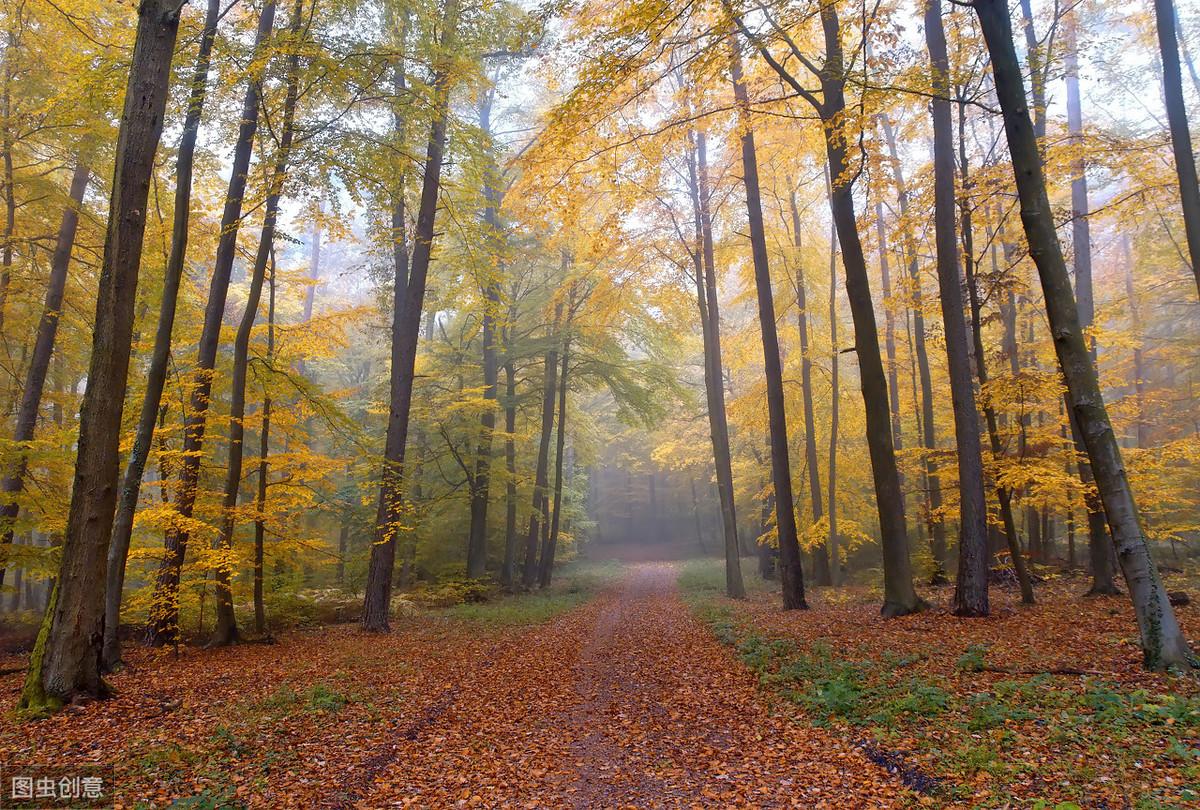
[103,0,220,669]
[539,340,570,587]
[690,477,707,554]
[976,0,1194,670]
[880,113,948,584]
[1061,12,1120,595]
[210,0,302,648]
[522,304,561,588]
[788,188,830,585]
[499,359,518,587]
[20,0,184,711]
[361,0,459,631]
[828,212,841,587]
[1154,0,1200,298]
[0,14,19,340]
[927,0,989,616]
[872,198,903,452]
[253,253,276,637]
[146,0,278,647]
[687,130,745,598]
[730,37,805,609]
[1122,235,1148,448]
[0,161,88,585]
[466,91,503,579]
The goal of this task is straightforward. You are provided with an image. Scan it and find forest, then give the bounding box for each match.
[0,0,1198,806]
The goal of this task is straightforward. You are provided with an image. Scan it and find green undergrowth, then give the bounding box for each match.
[681,572,1200,808]
[434,559,625,627]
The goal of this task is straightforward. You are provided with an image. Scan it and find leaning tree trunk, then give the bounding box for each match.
[687,129,745,598]
[788,188,831,586]
[0,161,88,586]
[20,0,184,712]
[522,304,562,588]
[145,0,279,647]
[1153,0,1200,298]
[880,112,948,584]
[1062,12,1120,595]
[926,0,989,616]
[730,38,805,609]
[210,0,303,648]
[539,339,570,587]
[102,0,220,670]
[975,0,1194,670]
[361,0,460,631]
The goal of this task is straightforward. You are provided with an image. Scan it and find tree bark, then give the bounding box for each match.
[926,0,988,616]
[466,91,503,579]
[1153,0,1200,298]
[880,112,948,584]
[0,161,89,585]
[730,37,805,610]
[362,0,460,630]
[687,130,744,598]
[788,187,830,586]
[146,0,279,647]
[975,0,1194,670]
[210,0,303,648]
[499,359,518,587]
[538,340,570,587]
[21,0,183,711]
[253,252,276,636]
[103,0,220,670]
[522,303,561,588]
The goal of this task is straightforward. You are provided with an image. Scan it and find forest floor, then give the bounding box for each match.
[0,563,903,808]
[0,562,1196,808]
[679,558,1200,809]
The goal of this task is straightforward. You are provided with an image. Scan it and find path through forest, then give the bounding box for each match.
[0,564,905,807]
[354,564,904,807]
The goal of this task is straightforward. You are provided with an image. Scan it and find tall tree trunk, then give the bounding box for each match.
[522,304,561,588]
[146,0,279,647]
[210,0,303,648]
[499,359,518,587]
[926,0,988,616]
[975,0,1194,670]
[1154,0,1200,298]
[539,340,570,587]
[0,12,20,340]
[828,210,841,587]
[254,252,276,636]
[880,112,948,584]
[103,0,220,669]
[687,130,744,598]
[730,37,805,610]
[811,5,921,615]
[361,0,460,631]
[466,91,503,579]
[1122,235,1148,448]
[20,0,184,711]
[0,161,88,585]
[788,187,830,586]
[872,198,903,452]
[1063,11,1119,595]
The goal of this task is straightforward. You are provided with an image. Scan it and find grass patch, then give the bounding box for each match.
[675,556,775,599]
[687,590,1200,808]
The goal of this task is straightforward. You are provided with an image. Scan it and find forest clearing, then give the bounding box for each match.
[0,0,1199,805]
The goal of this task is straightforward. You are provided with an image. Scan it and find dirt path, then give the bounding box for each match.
[360,563,905,808]
[0,565,906,808]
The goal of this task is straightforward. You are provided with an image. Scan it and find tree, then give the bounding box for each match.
[103,0,221,668]
[146,0,280,647]
[20,0,184,711]
[973,0,1194,670]
[362,0,462,630]
[925,0,988,616]
[1153,0,1200,299]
